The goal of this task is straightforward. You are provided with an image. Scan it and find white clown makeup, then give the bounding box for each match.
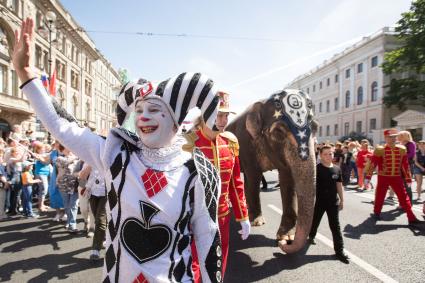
[134,99,177,149]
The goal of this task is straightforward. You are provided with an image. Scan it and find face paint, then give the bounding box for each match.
[134,99,177,149]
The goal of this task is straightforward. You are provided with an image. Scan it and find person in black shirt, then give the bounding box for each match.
[308,145,349,264]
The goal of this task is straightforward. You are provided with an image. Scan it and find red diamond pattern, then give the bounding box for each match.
[133,272,149,283]
[141,169,168,198]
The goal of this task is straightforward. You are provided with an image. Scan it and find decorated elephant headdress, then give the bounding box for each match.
[268,89,314,160]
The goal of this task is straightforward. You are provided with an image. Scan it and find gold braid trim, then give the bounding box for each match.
[220,131,239,156]
[182,131,199,153]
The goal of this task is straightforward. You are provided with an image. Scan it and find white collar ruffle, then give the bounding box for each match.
[136,136,191,171]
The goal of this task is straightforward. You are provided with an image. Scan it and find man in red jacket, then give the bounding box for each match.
[185,91,250,282]
[365,128,419,225]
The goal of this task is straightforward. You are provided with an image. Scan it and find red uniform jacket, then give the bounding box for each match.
[365,144,412,182]
[184,129,249,221]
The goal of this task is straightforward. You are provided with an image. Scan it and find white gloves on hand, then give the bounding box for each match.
[238,219,251,240]
[364,179,370,187]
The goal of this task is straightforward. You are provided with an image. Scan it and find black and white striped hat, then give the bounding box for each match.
[116,72,220,129]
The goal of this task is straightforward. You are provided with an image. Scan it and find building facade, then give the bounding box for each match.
[288,27,425,145]
[0,0,121,140]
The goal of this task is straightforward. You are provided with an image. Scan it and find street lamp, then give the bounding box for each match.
[38,10,56,144]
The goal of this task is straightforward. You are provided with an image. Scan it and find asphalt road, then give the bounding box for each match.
[1,172,424,282]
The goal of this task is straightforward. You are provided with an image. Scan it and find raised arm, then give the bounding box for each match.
[12,18,105,170]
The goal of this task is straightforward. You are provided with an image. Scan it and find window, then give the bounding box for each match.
[35,45,43,69]
[357,63,363,73]
[344,122,350,136]
[9,0,19,14]
[319,126,322,137]
[371,56,378,67]
[0,64,6,93]
[326,125,330,136]
[319,81,323,89]
[56,60,66,82]
[334,124,339,136]
[71,70,79,89]
[326,100,330,112]
[327,78,330,86]
[0,27,10,57]
[319,102,322,113]
[356,121,362,133]
[313,85,316,92]
[371,81,378,101]
[345,69,350,78]
[335,74,339,83]
[11,69,18,97]
[369,118,377,133]
[85,79,92,96]
[334,97,339,110]
[357,86,363,105]
[345,91,350,108]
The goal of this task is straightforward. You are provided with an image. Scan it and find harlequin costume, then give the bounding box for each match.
[20,72,224,283]
[185,91,249,281]
[365,128,418,222]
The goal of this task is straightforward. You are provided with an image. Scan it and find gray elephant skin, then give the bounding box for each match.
[226,89,317,253]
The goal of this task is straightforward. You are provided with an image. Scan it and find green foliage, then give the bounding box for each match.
[118,68,130,84]
[382,0,425,108]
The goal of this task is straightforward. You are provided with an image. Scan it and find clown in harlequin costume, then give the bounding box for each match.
[13,18,224,283]
[365,128,419,225]
[184,91,250,282]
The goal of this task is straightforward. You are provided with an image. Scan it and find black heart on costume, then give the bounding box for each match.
[121,201,172,264]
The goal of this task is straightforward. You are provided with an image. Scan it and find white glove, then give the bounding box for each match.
[364,179,370,187]
[83,187,92,198]
[238,219,251,240]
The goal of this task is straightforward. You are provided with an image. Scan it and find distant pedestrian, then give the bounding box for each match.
[21,161,42,218]
[413,140,425,201]
[308,145,349,264]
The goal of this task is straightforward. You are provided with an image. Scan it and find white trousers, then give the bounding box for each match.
[78,186,95,231]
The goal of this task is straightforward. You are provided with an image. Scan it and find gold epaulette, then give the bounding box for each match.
[374,146,385,157]
[396,144,407,155]
[220,131,239,156]
[182,131,199,153]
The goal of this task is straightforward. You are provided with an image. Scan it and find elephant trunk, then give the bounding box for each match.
[279,143,316,254]
[278,194,314,253]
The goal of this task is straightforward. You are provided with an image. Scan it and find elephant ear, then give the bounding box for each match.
[246,102,263,139]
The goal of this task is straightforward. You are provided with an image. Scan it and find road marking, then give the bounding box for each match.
[268,204,398,283]
[345,190,423,213]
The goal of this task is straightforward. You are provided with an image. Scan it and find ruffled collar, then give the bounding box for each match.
[136,136,191,171]
[111,127,191,171]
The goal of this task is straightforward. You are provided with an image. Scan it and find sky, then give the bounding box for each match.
[61,0,412,118]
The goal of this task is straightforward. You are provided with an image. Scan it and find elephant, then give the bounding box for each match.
[226,89,317,253]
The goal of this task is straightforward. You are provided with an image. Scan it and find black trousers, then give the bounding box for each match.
[89,195,107,251]
[309,202,344,254]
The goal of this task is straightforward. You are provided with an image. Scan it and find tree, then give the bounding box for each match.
[382,0,425,109]
[118,68,130,85]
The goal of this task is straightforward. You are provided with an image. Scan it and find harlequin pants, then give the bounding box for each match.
[374,176,416,221]
[192,213,230,282]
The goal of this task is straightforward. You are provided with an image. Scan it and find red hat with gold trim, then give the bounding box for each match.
[217,91,236,114]
[384,128,399,137]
